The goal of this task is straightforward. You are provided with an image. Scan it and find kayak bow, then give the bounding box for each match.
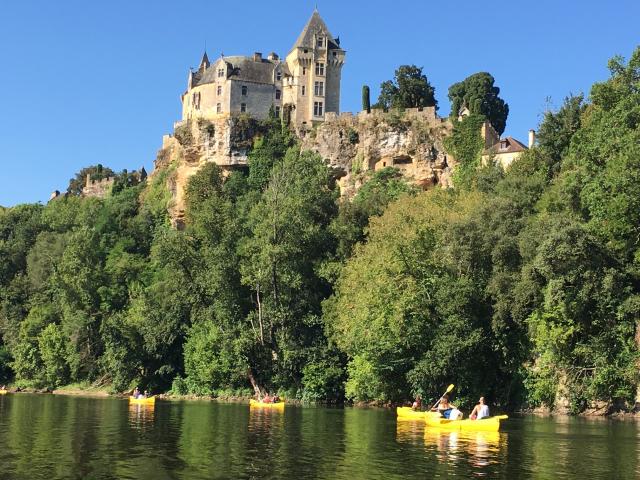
[396,406,426,420]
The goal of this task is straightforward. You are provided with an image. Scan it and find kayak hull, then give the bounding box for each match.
[425,414,507,432]
[250,399,285,409]
[129,396,155,405]
[396,407,426,420]
[0,390,7,395]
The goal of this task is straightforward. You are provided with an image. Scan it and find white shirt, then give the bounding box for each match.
[477,404,490,419]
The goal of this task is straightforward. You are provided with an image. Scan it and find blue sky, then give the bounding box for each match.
[1,0,638,206]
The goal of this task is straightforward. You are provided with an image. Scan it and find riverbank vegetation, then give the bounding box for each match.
[1,49,639,414]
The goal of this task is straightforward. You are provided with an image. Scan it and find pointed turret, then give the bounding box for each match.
[291,10,339,51]
[199,51,210,70]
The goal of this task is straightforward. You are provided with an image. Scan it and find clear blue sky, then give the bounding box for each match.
[1,0,638,206]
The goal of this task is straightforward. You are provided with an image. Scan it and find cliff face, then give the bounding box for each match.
[300,108,455,198]
[152,109,456,226]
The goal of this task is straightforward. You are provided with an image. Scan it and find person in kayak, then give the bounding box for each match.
[133,386,141,399]
[470,396,490,420]
[433,394,463,420]
[262,393,273,404]
[411,395,422,411]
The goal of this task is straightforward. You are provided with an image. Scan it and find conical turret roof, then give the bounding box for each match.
[291,10,339,51]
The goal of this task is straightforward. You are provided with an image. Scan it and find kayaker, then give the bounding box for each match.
[143,390,149,399]
[262,393,273,404]
[411,395,422,411]
[433,394,462,419]
[470,397,490,420]
[133,386,141,399]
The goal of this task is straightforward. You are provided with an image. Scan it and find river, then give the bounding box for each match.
[0,394,637,479]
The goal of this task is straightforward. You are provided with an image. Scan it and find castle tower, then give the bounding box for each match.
[283,10,346,126]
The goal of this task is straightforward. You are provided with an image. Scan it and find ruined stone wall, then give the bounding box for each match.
[82,177,114,199]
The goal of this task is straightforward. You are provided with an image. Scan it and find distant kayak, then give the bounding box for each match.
[129,396,155,405]
[0,390,7,395]
[425,411,507,432]
[396,406,426,420]
[249,399,285,409]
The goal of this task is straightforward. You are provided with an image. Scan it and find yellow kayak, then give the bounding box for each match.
[425,412,508,432]
[129,396,155,405]
[0,390,8,395]
[396,406,426,420]
[249,399,285,409]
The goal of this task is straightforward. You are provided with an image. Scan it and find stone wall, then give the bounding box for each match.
[82,176,114,199]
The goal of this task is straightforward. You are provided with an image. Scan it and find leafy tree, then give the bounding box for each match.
[448,72,509,135]
[375,65,437,110]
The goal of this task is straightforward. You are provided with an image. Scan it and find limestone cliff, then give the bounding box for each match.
[151,108,456,226]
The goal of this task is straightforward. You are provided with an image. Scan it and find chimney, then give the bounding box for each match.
[253,52,262,62]
[528,129,536,148]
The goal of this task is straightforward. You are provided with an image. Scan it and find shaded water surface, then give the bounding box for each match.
[0,394,637,479]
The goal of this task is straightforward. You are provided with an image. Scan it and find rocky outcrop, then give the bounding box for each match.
[300,108,456,199]
[152,108,456,226]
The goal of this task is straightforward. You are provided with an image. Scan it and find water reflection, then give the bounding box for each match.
[395,419,425,445]
[424,428,507,475]
[127,402,155,429]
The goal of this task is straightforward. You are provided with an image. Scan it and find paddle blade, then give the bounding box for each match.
[445,384,455,393]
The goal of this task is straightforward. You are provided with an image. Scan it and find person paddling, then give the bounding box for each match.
[470,396,490,420]
[432,394,463,420]
[411,395,422,411]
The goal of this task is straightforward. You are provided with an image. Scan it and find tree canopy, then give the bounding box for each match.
[448,72,509,135]
[375,65,437,110]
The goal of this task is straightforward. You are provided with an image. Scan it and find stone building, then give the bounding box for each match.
[480,121,535,168]
[181,9,345,127]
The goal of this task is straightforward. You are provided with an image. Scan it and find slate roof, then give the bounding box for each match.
[192,56,279,87]
[291,10,340,51]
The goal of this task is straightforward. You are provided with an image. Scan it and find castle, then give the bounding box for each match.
[181,10,345,127]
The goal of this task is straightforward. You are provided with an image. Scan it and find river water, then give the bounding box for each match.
[0,394,637,479]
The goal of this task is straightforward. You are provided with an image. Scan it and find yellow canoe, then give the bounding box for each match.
[396,406,426,420]
[249,399,285,409]
[129,396,156,405]
[0,390,8,395]
[425,412,508,432]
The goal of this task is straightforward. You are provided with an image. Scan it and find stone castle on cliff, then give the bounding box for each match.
[182,10,345,127]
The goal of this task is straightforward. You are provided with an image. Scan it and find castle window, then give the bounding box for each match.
[301,85,306,96]
[313,101,323,117]
[275,106,281,117]
[241,85,248,96]
[241,103,247,113]
[275,89,281,100]
[216,103,221,113]
[317,36,324,48]
[314,81,324,97]
[302,67,306,75]
[217,68,225,78]
[276,71,282,81]
[217,85,222,96]
[315,62,325,76]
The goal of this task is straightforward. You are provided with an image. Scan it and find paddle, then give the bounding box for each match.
[431,384,455,410]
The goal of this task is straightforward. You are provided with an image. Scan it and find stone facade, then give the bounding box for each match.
[181,10,344,128]
[82,175,114,199]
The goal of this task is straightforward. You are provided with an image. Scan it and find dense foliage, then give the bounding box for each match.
[448,72,509,135]
[375,65,437,111]
[1,49,639,413]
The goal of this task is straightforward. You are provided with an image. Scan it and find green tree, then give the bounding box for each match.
[375,65,437,110]
[448,72,509,135]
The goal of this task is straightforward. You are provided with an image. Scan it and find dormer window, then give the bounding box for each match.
[500,140,508,150]
[317,36,324,48]
[217,68,225,78]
